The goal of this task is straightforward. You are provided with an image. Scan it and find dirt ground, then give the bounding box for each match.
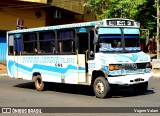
[0,64,7,74]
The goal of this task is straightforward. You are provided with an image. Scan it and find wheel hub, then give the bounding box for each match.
[96,81,104,94]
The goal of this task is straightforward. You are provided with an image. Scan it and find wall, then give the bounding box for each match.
[0,8,46,30]
[52,0,84,14]
[74,7,97,22]
[0,37,6,64]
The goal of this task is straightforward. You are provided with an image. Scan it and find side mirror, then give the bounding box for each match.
[90,51,94,57]
[93,30,99,44]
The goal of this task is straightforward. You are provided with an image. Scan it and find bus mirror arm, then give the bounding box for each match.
[93,30,99,44]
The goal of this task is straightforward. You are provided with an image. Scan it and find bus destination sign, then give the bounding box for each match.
[106,20,134,26]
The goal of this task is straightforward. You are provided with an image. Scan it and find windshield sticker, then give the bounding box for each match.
[99,48,123,52]
[100,43,111,49]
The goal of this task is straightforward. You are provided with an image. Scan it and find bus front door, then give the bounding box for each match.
[77,33,89,83]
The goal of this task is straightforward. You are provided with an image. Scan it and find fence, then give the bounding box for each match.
[0,37,7,64]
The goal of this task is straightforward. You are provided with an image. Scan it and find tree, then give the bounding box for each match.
[85,0,146,19]
[135,0,156,37]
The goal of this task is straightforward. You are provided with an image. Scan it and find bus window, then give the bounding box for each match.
[39,31,55,53]
[23,33,37,54]
[8,35,14,55]
[57,30,75,53]
[8,34,22,55]
[125,36,139,47]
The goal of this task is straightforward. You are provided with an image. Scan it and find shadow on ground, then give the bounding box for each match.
[14,82,155,98]
[110,86,155,98]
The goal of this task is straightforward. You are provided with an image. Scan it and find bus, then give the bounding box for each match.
[6,18,153,98]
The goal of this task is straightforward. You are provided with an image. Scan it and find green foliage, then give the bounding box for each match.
[135,0,156,37]
[85,0,146,19]
[140,33,147,40]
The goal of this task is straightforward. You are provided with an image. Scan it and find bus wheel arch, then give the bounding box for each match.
[91,70,110,98]
[32,73,44,91]
[91,70,108,85]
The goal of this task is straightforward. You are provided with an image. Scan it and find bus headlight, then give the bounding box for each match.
[109,64,122,71]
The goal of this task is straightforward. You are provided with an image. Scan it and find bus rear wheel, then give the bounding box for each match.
[34,75,44,91]
[93,77,110,98]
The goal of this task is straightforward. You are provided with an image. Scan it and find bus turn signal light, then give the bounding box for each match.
[109,65,115,71]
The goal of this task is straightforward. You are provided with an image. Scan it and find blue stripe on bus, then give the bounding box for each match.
[99,35,139,39]
[99,36,122,38]
[124,36,139,38]
[8,60,85,75]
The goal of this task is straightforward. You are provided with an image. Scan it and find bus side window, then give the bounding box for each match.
[58,41,63,53]
[8,35,14,55]
[23,33,37,54]
[39,31,55,54]
[63,40,73,52]
[9,34,22,55]
[58,30,75,53]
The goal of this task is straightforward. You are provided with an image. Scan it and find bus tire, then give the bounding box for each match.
[93,77,110,98]
[34,75,44,91]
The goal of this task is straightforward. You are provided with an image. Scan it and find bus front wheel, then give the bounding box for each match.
[34,75,44,91]
[93,77,110,98]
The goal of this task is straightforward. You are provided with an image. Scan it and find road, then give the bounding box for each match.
[0,76,160,116]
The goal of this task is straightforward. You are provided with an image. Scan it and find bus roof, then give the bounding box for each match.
[7,21,97,34]
[7,18,139,34]
[104,18,135,21]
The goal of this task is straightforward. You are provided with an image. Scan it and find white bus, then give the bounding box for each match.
[7,18,153,98]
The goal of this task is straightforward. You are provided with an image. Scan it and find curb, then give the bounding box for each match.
[0,74,8,78]
[153,73,160,78]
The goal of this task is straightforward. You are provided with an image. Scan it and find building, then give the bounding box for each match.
[0,0,95,30]
[0,0,96,64]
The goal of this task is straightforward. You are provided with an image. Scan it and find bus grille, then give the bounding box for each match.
[122,63,147,70]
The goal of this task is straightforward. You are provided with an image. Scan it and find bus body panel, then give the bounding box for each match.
[7,55,86,84]
[87,52,153,85]
[94,52,150,65]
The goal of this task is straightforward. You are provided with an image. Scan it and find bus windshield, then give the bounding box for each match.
[99,36,140,52]
[98,27,140,52]
[125,36,140,47]
[100,37,122,48]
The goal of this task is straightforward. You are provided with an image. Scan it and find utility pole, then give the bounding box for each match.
[153,0,160,69]
[157,0,160,59]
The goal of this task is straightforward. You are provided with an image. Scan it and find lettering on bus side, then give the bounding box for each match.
[22,57,75,64]
[55,63,63,67]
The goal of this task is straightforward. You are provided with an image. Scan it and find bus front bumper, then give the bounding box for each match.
[107,72,153,85]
